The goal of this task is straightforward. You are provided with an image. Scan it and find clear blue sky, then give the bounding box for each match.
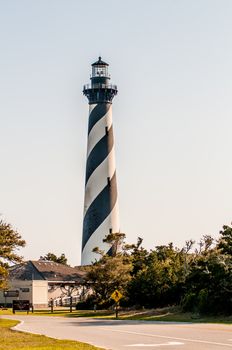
[0,0,231,265]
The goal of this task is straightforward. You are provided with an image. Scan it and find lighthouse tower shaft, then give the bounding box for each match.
[81,57,120,265]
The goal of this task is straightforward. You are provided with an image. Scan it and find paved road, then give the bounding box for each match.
[3,315,232,350]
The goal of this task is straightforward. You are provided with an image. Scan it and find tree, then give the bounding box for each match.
[87,233,132,306]
[103,232,126,257]
[40,252,68,265]
[125,237,149,276]
[0,219,26,289]
[218,224,232,255]
[59,284,82,312]
[92,232,127,258]
[128,243,186,308]
[182,231,232,315]
[86,223,232,314]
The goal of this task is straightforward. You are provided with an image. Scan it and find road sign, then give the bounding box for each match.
[4,290,19,297]
[12,300,30,314]
[111,290,123,302]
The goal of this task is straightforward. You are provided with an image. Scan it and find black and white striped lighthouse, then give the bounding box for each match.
[81,57,120,265]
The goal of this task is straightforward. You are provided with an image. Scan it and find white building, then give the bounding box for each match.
[0,260,87,308]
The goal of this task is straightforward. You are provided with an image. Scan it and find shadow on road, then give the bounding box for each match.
[63,318,193,327]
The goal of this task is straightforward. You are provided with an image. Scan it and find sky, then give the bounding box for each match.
[0,0,232,266]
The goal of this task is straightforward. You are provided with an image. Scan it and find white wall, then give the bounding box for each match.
[32,280,48,307]
[0,280,48,308]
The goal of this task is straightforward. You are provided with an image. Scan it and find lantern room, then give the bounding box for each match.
[91,56,110,78]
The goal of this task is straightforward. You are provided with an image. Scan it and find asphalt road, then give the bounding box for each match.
[3,315,232,350]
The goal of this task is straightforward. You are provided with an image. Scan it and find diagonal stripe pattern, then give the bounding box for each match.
[82,102,120,265]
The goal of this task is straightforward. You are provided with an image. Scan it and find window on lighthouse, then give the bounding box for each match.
[92,66,108,77]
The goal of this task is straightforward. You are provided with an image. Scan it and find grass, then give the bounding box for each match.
[117,309,232,323]
[0,308,112,318]
[0,318,103,350]
[32,309,113,318]
[1,306,232,324]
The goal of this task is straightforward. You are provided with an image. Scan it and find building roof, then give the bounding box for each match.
[92,56,108,66]
[9,260,86,283]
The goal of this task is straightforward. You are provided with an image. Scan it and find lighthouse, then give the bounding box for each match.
[81,57,120,265]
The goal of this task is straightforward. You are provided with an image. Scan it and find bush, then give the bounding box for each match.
[198,289,209,313]
[181,292,197,312]
[76,295,95,310]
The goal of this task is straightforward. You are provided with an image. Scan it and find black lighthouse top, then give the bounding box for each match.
[83,57,117,104]
[92,56,109,66]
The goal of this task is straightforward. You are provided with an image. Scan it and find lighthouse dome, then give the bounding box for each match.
[92,56,109,66]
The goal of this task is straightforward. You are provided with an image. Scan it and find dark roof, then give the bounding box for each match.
[9,261,43,281]
[9,260,86,283]
[92,56,108,66]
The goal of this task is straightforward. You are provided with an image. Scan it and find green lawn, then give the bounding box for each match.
[0,318,103,350]
[1,307,231,324]
[0,308,112,318]
[118,311,232,323]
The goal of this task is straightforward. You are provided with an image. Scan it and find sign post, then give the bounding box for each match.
[50,298,54,313]
[12,300,30,314]
[111,290,123,319]
[70,296,73,313]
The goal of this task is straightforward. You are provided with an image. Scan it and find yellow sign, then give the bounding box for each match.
[111,290,123,302]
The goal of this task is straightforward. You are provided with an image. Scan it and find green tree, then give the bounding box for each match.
[40,252,68,265]
[87,233,132,306]
[182,232,232,315]
[0,219,26,289]
[126,237,149,276]
[128,243,186,308]
[85,223,232,314]
[218,224,232,255]
[93,232,127,258]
